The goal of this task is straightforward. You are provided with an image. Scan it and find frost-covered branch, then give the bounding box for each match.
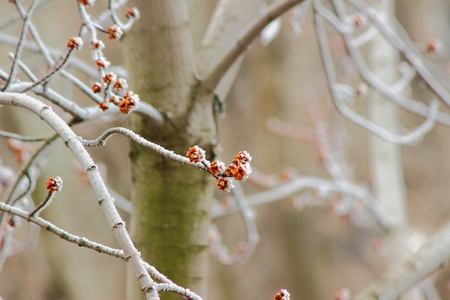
[0,92,159,300]
[313,1,440,144]
[79,127,205,169]
[201,0,306,91]
[1,0,39,91]
[354,222,450,300]
[213,176,389,230]
[209,182,259,264]
[347,0,450,107]
[0,199,125,260]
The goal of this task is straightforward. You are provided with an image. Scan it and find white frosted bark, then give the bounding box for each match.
[0,92,159,300]
[367,0,407,229]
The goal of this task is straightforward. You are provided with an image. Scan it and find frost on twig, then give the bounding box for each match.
[79,127,253,193]
[313,0,442,144]
[0,0,164,125]
[209,183,259,265]
[0,93,159,300]
[28,177,62,218]
[274,289,290,300]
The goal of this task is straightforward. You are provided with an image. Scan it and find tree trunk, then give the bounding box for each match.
[122,1,215,299]
[365,1,421,299]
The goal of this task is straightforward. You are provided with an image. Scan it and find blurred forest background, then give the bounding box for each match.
[1,0,450,299]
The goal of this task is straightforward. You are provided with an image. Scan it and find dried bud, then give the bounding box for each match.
[125,7,140,19]
[92,82,102,93]
[79,0,95,6]
[102,72,117,85]
[232,151,252,165]
[186,145,206,163]
[108,25,123,40]
[274,289,290,300]
[352,14,366,27]
[114,78,128,92]
[95,57,110,70]
[217,177,234,192]
[98,101,109,111]
[334,287,351,300]
[91,40,105,50]
[226,163,252,181]
[46,177,63,192]
[426,39,442,54]
[67,37,83,51]
[208,161,226,176]
[117,91,139,114]
[355,83,368,97]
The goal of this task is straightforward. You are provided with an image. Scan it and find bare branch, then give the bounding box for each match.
[201,0,306,91]
[79,127,207,170]
[347,0,450,107]
[0,200,126,260]
[2,0,39,91]
[313,3,439,144]
[354,222,450,300]
[0,92,159,300]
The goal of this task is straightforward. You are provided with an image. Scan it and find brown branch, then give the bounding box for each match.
[201,0,305,92]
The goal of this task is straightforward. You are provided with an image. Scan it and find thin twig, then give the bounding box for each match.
[354,222,450,300]
[21,47,75,93]
[0,130,46,142]
[2,0,40,91]
[28,190,55,218]
[212,175,389,230]
[0,92,159,300]
[79,127,206,170]
[201,0,305,91]
[0,200,126,259]
[320,0,450,127]
[313,2,439,144]
[347,0,450,107]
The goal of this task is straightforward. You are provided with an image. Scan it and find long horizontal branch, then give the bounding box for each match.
[0,198,203,300]
[0,201,125,259]
[354,222,450,300]
[212,176,389,230]
[201,0,305,91]
[79,127,206,170]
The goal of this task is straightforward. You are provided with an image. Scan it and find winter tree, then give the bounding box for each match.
[0,0,449,299]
